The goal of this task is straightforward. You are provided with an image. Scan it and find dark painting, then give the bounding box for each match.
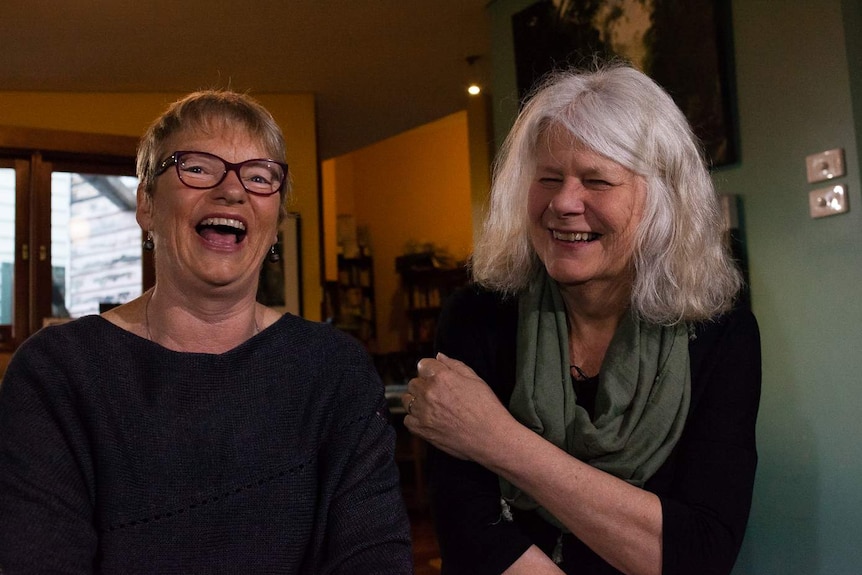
[257,230,286,307]
[512,0,737,167]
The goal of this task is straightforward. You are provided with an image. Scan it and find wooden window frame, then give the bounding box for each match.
[0,125,146,351]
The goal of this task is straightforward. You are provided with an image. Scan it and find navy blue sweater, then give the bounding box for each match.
[0,314,412,574]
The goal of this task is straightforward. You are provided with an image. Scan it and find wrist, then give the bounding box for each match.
[471,409,524,470]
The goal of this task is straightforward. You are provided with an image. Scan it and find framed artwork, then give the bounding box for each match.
[257,212,302,315]
[512,0,738,167]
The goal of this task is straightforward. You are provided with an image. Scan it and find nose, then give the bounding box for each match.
[548,177,586,216]
[212,168,247,203]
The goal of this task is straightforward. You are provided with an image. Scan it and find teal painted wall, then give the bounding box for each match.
[488,1,862,573]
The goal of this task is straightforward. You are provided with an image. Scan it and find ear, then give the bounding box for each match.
[135,183,153,231]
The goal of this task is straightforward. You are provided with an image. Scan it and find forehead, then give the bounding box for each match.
[535,126,617,168]
[162,123,270,159]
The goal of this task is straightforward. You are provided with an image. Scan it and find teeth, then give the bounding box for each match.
[199,217,245,231]
[553,230,596,242]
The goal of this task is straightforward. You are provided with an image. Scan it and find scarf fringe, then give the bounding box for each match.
[499,497,514,522]
[552,532,564,564]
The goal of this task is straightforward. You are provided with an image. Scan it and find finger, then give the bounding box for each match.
[416,357,444,379]
[402,412,419,433]
[436,352,479,378]
[401,392,416,414]
[406,376,424,397]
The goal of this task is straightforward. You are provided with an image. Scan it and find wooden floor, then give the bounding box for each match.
[409,508,441,575]
[400,457,440,574]
[393,412,441,573]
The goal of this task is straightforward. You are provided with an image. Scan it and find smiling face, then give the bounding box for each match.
[527,126,646,293]
[136,122,282,297]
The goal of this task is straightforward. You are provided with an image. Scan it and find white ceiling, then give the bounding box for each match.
[0,1,492,160]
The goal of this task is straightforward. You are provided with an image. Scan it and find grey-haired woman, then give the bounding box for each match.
[404,64,760,575]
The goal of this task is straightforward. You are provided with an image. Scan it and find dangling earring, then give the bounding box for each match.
[142,231,154,251]
[267,244,280,263]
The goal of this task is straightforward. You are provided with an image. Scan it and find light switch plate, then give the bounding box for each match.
[809,184,848,218]
[806,148,845,183]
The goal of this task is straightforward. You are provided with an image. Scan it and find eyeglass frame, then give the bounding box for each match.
[154,150,289,197]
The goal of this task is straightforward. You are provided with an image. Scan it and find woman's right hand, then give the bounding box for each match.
[402,352,516,463]
[407,355,663,575]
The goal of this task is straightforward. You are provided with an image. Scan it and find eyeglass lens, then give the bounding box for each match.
[176,152,285,195]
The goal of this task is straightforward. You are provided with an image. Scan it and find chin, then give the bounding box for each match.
[550,276,592,288]
[542,261,589,283]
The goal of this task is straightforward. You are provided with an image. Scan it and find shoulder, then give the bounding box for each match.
[689,305,761,368]
[691,303,759,338]
[437,285,519,400]
[7,316,128,372]
[266,313,383,406]
[438,285,517,343]
[445,283,515,311]
[274,314,370,367]
[265,313,360,352]
[440,284,518,332]
[26,315,116,343]
[686,304,762,417]
[0,317,126,435]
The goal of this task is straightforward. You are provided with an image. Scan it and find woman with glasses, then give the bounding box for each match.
[402,64,761,575]
[0,91,412,573]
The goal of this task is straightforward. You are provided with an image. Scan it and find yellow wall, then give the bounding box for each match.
[0,91,321,322]
[326,111,474,354]
[321,160,339,282]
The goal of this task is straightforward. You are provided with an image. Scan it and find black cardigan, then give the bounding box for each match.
[428,286,761,575]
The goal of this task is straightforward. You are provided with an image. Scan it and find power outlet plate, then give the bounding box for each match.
[809,184,849,218]
[806,148,845,183]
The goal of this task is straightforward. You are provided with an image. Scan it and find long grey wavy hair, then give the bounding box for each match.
[471,63,742,324]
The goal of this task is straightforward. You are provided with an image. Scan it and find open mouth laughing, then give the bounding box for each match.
[196,217,247,244]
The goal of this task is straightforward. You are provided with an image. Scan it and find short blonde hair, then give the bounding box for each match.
[136,90,290,218]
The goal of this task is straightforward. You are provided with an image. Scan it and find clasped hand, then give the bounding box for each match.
[401,353,512,462]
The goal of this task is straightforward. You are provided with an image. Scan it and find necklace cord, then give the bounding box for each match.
[570,364,593,381]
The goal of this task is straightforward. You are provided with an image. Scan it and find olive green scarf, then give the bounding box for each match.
[499,271,691,530]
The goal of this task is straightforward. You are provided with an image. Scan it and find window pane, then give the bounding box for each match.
[0,168,14,325]
[51,172,141,318]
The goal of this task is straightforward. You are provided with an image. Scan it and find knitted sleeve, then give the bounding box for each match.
[0,328,98,573]
[316,342,414,574]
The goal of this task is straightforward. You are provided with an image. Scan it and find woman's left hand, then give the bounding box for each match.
[401,353,514,462]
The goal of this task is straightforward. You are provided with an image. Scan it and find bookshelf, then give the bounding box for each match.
[328,255,376,349]
[395,252,469,356]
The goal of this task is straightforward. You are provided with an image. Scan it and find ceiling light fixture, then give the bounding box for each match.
[465,55,483,96]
